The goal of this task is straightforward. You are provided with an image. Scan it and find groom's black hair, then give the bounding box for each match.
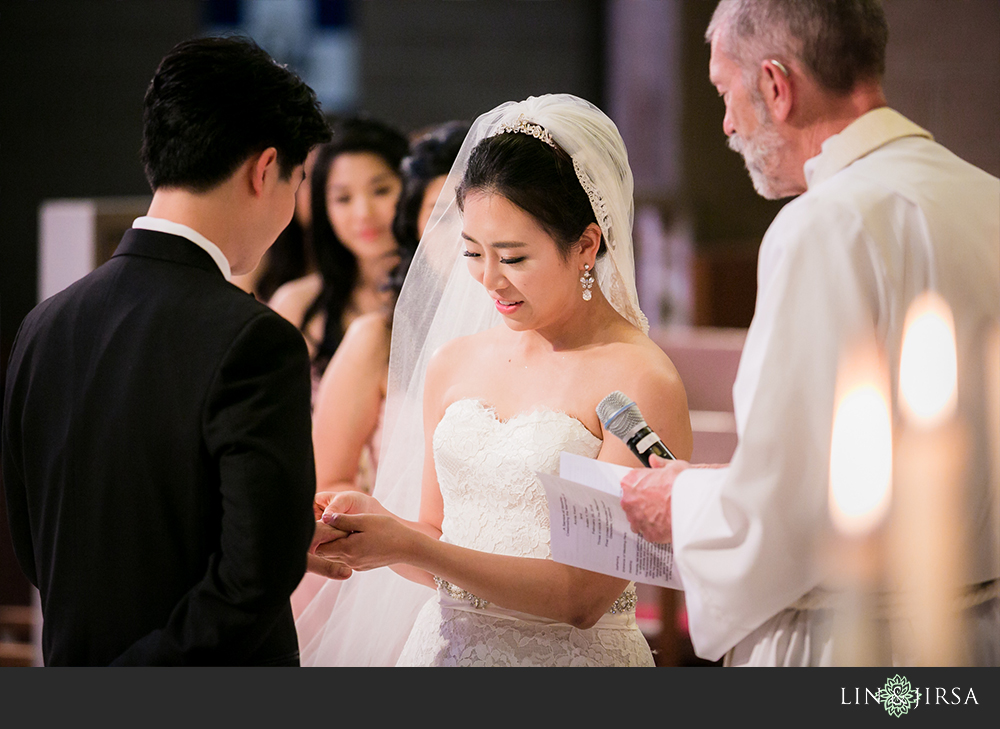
[456,132,607,259]
[141,35,331,192]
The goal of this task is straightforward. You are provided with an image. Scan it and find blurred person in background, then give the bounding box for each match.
[269,116,409,402]
[310,120,470,497]
[393,120,470,256]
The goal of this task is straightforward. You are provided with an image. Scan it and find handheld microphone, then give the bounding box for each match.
[596,390,676,467]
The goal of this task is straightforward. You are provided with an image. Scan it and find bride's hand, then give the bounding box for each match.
[315,490,386,521]
[310,490,392,568]
[314,513,421,572]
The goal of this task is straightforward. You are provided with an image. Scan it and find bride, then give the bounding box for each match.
[297,93,693,666]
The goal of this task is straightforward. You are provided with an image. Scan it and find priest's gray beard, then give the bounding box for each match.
[728,111,786,200]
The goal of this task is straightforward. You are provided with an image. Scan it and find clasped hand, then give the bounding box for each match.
[307,490,415,575]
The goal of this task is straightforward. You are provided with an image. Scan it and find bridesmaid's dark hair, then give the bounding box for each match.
[393,120,470,252]
[303,115,409,373]
[382,121,469,335]
[455,132,606,259]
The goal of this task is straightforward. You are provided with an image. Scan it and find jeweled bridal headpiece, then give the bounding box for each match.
[492,113,557,149]
[485,95,646,334]
[491,112,611,248]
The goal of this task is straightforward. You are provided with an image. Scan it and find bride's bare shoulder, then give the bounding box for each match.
[593,328,694,460]
[599,328,686,396]
[604,322,671,362]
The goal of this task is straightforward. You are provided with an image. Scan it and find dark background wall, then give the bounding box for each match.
[357,0,604,134]
[2,1,201,378]
[1,0,998,606]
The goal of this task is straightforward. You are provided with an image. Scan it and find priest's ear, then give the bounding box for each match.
[760,59,793,123]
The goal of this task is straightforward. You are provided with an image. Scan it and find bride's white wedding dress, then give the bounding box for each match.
[395,398,655,667]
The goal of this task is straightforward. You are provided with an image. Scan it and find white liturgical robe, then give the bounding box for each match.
[671,108,1000,665]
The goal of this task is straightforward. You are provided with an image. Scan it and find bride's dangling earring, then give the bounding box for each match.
[581,263,594,301]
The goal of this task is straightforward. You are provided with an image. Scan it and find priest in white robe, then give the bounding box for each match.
[620,0,1000,667]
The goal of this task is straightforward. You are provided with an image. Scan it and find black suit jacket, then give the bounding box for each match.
[2,228,316,665]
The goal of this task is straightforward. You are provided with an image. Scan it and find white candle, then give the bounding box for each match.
[829,377,893,538]
[827,334,893,665]
[890,291,968,666]
[898,292,958,427]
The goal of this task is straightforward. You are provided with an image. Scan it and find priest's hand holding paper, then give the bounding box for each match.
[620,457,730,543]
[620,454,689,543]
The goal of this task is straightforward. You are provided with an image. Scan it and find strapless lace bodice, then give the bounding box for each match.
[434,398,602,558]
[395,398,655,667]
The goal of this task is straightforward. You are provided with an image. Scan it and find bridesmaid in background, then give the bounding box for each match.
[311,120,470,496]
[269,116,408,399]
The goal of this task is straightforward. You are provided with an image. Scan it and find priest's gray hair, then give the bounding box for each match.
[706,0,889,94]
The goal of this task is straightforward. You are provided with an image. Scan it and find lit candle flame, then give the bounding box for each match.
[829,342,893,537]
[899,291,958,428]
[891,290,967,666]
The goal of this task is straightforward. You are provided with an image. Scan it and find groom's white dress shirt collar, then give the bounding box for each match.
[132,215,232,281]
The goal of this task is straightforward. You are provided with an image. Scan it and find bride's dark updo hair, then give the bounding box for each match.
[456,132,607,259]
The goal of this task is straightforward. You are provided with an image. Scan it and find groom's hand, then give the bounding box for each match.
[312,490,376,544]
[308,490,382,580]
[306,553,352,580]
[314,490,343,520]
[307,518,353,580]
[310,518,349,552]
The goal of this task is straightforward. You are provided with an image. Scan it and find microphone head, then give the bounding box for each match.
[596,390,647,441]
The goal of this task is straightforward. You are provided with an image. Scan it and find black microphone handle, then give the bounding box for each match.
[625,426,677,467]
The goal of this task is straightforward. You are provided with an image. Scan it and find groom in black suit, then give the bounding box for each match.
[2,36,337,665]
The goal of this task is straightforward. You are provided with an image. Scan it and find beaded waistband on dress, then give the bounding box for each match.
[433,576,638,615]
